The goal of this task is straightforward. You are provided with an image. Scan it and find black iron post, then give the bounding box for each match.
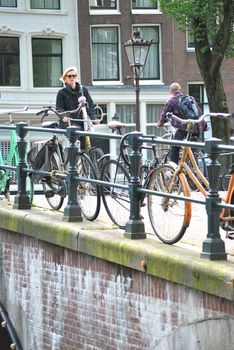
[201,138,227,260]
[124,132,146,239]
[123,30,151,132]
[135,74,140,132]
[63,126,83,222]
[13,122,31,209]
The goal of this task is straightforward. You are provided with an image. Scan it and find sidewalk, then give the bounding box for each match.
[29,191,234,259]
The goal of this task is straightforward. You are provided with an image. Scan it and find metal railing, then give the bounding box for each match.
[0,121,233,261]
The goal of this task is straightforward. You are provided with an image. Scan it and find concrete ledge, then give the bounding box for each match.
[0,202,233,301]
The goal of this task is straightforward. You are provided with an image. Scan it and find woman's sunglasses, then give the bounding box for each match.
[67,74,77,78]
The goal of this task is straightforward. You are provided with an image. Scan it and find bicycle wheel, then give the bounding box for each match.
[76,153,101,221]
[147,164,192,244]
[220,166,233,191]
[42,151,65,210]
[29,177,34,205]
[42,178,65,210]
[100,159,130,228]
[89,147,104,177]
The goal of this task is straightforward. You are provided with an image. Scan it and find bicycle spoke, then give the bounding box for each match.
[147,164,190,244]
[100,159,130,228]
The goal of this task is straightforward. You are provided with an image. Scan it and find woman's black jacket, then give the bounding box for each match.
[56,82,96,129]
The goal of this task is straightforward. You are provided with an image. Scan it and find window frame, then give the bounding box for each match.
[91,25,121,84]
[89,0,117,10]
[89,0,120,15]
[186,28,195,52]
[131,0,161,14]
[31,37,63,88]
[132,25,162,83]
[0,36,20,87]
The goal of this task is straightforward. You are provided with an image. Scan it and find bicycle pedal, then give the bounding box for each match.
[226,232,234,240]
[57,186,66,198]
[45,190,54,198]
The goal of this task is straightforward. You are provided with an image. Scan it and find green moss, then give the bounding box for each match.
[0,200,233,301]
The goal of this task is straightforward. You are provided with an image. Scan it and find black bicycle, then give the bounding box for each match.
[28,103,101,221]
[100,122,160,228]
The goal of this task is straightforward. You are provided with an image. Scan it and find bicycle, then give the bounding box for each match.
[100,121,160,228]
[28,101,101,221]
[158,123,207,185]
[0,107,28,201]
[147,112,234,244]
[220,145,234,191]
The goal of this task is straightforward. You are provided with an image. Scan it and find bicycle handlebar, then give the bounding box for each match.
[37,103,102,127]
[36,105,83,118]
[0,106,28,116]
[166,112,230,124]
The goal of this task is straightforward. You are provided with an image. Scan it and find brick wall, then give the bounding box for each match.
[0,229,233,350]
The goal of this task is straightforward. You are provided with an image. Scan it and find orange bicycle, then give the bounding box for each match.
[147,112,234,244]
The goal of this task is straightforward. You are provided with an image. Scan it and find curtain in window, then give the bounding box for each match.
[116,105,136,125]
[132,0,157,8]
[0,0,16,6]
[133,26,160,79]
[146,104,165,159]
[92,27,119,80]
[30,0,60,9]
[90,0,116,8]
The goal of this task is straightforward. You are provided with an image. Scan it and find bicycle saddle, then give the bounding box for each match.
[41,121,59,129]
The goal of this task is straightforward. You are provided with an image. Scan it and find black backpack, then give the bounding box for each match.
[176,94,200,120]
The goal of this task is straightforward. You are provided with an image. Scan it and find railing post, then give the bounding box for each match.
[13,122,31,209]
[63,127,83,222]
[124,132,146,239]
[201,138,227,260]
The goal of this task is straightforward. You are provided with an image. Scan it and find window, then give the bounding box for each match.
[30,0,60,10]
[133,26,161,80]
[188,83,208,113]
[146,104,165,159]
[187,29,195,51]
[32,38,62,87]
[92,27,119,81]
[0,0,17,7]
[0,37,20,86]
[90,0,117,9]
[132,0,158,9]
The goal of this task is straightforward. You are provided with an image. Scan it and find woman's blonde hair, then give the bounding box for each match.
[60,66,78,83]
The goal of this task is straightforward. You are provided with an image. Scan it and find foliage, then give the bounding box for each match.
[159,0,234,58]
[159,0,234,164]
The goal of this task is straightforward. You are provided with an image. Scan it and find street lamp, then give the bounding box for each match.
[123,30,152,131]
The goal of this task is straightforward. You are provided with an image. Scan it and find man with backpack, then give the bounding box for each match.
[157,82,204,164]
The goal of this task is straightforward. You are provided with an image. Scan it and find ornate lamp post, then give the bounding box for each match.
[123,30,152,131]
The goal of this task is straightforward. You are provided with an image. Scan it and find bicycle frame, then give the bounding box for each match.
[169,130,234,229]
[175,146,209,197]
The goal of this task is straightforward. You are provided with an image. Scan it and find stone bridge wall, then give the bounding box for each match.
[0,204,233,350]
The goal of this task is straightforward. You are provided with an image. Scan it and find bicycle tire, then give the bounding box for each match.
[76,152,101,221]
[42,178,65,210]
[89,147,104,177]
[29,177,34,205]
[42,151,65,210]
[147,164,192,244]
[100,159,130,228]
[220,167,232,191]
[119,133,131,166]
